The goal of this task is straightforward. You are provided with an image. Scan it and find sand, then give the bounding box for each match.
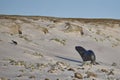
[0,15,120,80]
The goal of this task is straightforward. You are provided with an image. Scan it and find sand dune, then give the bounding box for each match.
[0,15,120,80]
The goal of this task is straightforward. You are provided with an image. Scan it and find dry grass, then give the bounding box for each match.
[116,38,120,42]
[41,27,49,34]
[50,38,66,45]
[96,30,101,35]
[9,24,20,34]
[0,15,120,26]
[64,22,84,35]
[36,25,49,34]
[32,52,43,58]
[19,35,32,42]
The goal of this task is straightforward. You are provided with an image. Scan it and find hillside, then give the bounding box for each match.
[0,15,120,80]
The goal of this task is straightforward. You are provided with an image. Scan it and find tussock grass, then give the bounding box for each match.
[32,52,43,58]
[36,26,49,34]
[41,27,49,34]
[50,38,66,45]
[0,15,120,26]
[64,22,84,35]
[19,35,32,42]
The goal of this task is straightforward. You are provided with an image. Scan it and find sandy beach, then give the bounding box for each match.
[0,15,120,80]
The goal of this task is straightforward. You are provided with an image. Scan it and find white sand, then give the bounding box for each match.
[0,16,120,80]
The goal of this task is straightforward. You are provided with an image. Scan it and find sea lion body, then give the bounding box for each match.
[75,46,96,65]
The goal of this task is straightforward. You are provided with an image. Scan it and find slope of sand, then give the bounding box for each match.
[0,15,120,80]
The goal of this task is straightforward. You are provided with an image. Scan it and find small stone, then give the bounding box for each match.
[56,61,68,69]
[36,63,47,69]
[48,69,57,73]
[108,70,114,75]
[77,67,84,70]
[0,77,8,80]
[101,69,109,73]
[68,68,75,72]
[45,78,50,80]
[111,62,117,66]
[72,79,77,80]
[19,69,24,72]
[15,61,25,66]
[74,72,83,79]
[29,75,36,79]
[17,74,23,77]
[116,78,120,80]
[86,71,97,78]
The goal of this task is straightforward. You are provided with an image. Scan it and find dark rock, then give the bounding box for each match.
[111,62,117,66]
[11,40,17,45]
[68,68,75,72]
[45,78,50,80]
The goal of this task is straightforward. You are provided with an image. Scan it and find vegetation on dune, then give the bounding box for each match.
[0,15,120,80]
[64,22,84,35]
[50,38,66,45]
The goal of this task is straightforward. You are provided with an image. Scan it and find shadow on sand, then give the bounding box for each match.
[56,56,82,63]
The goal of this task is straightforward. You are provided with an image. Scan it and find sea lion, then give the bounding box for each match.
[75,46,96,65]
